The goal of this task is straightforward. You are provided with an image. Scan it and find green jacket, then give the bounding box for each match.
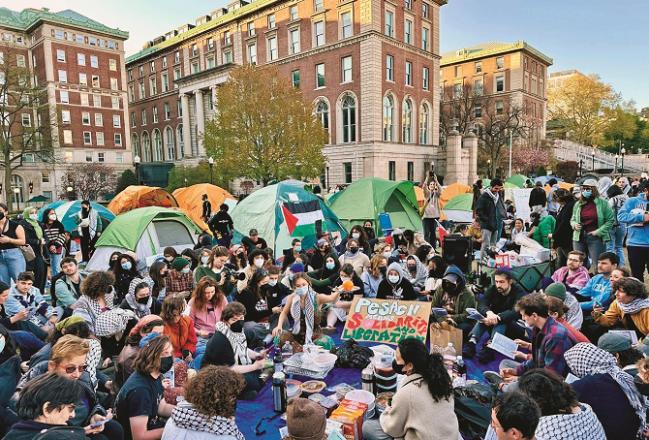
[193,266,235,296]
[531,215,556,248]
[430,286,476,325]
[570,197,614,242]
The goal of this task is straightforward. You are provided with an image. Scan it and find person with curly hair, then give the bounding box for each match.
[161,295,197,365]
[362,337,459,440]
[161,365,245,439]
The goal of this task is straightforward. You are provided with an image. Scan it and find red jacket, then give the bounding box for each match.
[558,318,590,343]
[164,316,197,358]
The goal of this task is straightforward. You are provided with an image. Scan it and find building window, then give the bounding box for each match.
[495,100,504,115]
[76,53,85,67]
[96,132,105,146]
[191,62,199,74]
[58,69,68,83]
[93,94,101,107]
[404,19,412,44]
[139,81,145,98]
[316,100,329,132]
[422,2,430,18]
[402,98,412,143]
[454,65,461,77]
[110,77,118,90]
[164,102,171,120]
[341,94,356,143]
[161,72,169,92]
[314,0,324,11]
[142,132,151,161]
[386,55,394,81]
[174,67,181,82]
[116,153,124,163]
[90,55,98,68]
[474,78,483,95]
[207,37,214,50]
[174,51,180,63]
[341,12,352,38]
[153,130,162,160]
[421,67,430,90]
[343,162,352,183]
[290,5,299,20]
[453,83,462,98]
[314,21,325,47]
[21,113,31,127]
[496,75,504,92]
[109,58,117,71]
[405,61,412,86]
[268,36,278,61]
[95,113,103,126]
[113,114,121,127]
[80,93,89,106]
[165,126,175,160]
[248,43,257,65]
[384,10,394,37]
[97,152,105,162]
[289,28,300,54]
[207,56,215,69]
[91,75,100,88]
[131,112,136,126]
[291,70,300,88]
[63,130,72,144]
[56,49,66,62]
[150,61,156,72]
[114,133,123,147]
[79,72,88,86]
[223,31,231,45]
[383,95,394,142]
[419,103,429,144]
[42,172,50,183]
[404,0,412,9]
[388,161,396,180]
[475,61,482,73]
[496,56,504,69]
[141,109,147,125]
[61,110,71,124]
[268,14,276,29]
[152,106,158,123]
[341,56,352,83]
[83,132,92,145]
[474,102,482,118]
[16,55,25,67]
[192,44,198,57]
[111,96,119,109]
[60,90,69,104]
[315,63,325,88]
[407,162,414,181]
[223,50,233,64]
[422,27,429,50]
[81,111,90,125]
[247,21,256,37]
[85,152,93,162]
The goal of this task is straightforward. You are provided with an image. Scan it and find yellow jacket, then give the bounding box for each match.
[595,299,649,336]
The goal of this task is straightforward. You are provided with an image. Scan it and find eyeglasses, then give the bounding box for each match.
[63,364,87,374]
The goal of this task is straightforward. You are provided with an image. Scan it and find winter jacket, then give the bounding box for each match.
[377,263,417,301]
[402,255,428,293]
[577,274,612,312]
[595,299,649,336]
[531,215,556,248]
[478,283,527,324]
[430,265,476,325]
[570,197,614,242]
[3,421,89,440]
[553,199,576,249]
[617,193,649,247]
[54,273,85,308]
[529,187,547,208]
[475,190,499,232]
[163,315,198,358]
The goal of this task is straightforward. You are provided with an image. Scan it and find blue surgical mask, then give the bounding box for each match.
[295,245,302,253]
[182,266,191,274]
[295,286,308,297]
[121,261,132,271]
[582,190,592,199]
[326,261,335,270]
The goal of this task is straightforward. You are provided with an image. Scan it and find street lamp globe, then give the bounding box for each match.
[621,147,626,155]
[133,155,141,165]
[66,186,73,192]
[208,156,214,165]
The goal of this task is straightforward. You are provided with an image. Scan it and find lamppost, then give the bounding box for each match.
[133,155,141,185]
[614,154,619,175]
[578,159,584,178]
[12,187,20,211]
[208,156,214,184]
[28,181,33,194]
[66,185,74,201]
[591,148,596,171]
[621,147,626,177]
[487,159,492,179]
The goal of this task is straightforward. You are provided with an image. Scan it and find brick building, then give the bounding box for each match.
[440,41,553,146]
[0,7,130,205]
[126,0,446,190]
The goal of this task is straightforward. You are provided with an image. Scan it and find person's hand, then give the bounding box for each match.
[0,236,11,244]
[271,326,282,337]
[12,309,29,322]
[184,352,193,363]
[500,368,517,379]
[104,381,113,393]
[644,213,649,223]
[162,379,172,389]
[587,231,598,236]
[49,245,56,252]
[513,351,528,361]
[445,317,457,326]
[513,339,532,350]
[548,233,553,240]
[592,305,604,319]
[272,306,281,314]
[574,223,582,231]
[48,315,59,324]
[256,349,268,360]
[85,410,111,435]
[253,358,265,370]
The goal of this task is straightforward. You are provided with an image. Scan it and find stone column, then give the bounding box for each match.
[181,93,191,157]
[445,131,462,184]
[210,86,218,117]
[195,89,205,157]
[464,131,478,184]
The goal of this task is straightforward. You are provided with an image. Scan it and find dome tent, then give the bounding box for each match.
[173,183,237,231]
[107,185,178,215]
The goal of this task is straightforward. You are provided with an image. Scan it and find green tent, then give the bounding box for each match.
[231,180,346,256]
[443,193,474,223]
[328,177,422,234]
[86,207,202,271]
[506,174,530,188]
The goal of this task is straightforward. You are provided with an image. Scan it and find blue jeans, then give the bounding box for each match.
[606,224,626,266]
[573,234,606,271]
[0,248,26,283]
[471,321,508,342]
[191,337,208,369]
[8,330,45,361]
[49,250,65,277]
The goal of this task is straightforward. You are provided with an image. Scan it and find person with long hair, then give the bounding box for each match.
[144,261,168,301]
[75,200,102,263]
[550,189,576,267]
[363,338,458,440]
[593,276,649,336]
[306,254,340,294]
[192,246,236,298]
[162,247,178,266]
[324,263,363,331]
[340,225,371,256]
[19,206,46,293]
[0,325,21,435]
[162,366,245,439]
[121,278,161,318]
[338,239,370,278]
[237,270,277,347]
[0,203,26,283]
[188,277,227,339]
[40,207,66,277]
[113,254,140,302]
[115,335,176,440]
[108,251,122,272]
[160,295,197,365]
[361,255,388,298]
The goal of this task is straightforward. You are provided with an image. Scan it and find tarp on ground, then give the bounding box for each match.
[38,200,114,236]
[506,174,531,188]
[231,180,347,256]
[328,177,423,234]
[86,207,201,271]
[442,193,474,223]
[107,185,178,215]
[173,183,237,232]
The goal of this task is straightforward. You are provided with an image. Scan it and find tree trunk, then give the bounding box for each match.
[3,152,13,211]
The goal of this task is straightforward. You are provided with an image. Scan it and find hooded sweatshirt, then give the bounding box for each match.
[577,274,612,312]
[377,262,417,300]
[402,255,428,293]
[430,265,476,324]
[551,266,590,294]
[617,192,649,247]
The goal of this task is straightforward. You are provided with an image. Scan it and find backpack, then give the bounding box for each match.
[49,271,67,307]
[334,339,373,369]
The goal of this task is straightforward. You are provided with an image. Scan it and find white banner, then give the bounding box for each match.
[511,188,533,222]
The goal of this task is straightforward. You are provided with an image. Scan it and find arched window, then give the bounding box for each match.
[131,133,140,159]
[153,129,163,162]
[11,174,24,204]
[341,94,356,143]
[165,127,175,161]
[142,132,151,162]
[177,125,185,159]
[315,100,329,132]
[402,98,412,143]
[383,95,394,142]
[419,103,430,145]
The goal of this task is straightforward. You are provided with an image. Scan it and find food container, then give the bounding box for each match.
[308,393,338,415]
[374,364,397,393]
[344,390,376,419]
[286,379,303,399]
[301,380,327,395]
[311,352,338,370]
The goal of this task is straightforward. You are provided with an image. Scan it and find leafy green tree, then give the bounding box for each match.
[165,162,228,192]
[115,169,138,194]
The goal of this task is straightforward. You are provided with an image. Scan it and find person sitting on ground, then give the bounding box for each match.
[517,369,606,440]
[575,251,618,312]
[115,315,164,393]
[323,264,364,332]
[597,331,644,375]
[306,254,341,294]
[241,229,267,254]
[161,365,245,440]
[338,239,370,278]
[545,296,589,343]
[162,247,178,267]
[5,272,59,340]
[54,257,86,313]
[238,270,276,347]
[236,248,270,293]
[160,295,197,365]
[550,250,590,296]
[310,237,338,271]
[430,265,476,338]
[362,338,459,440]
[402,255,428,294]
[113,254,140,302]
[422,255,446,296]
[463,219,483,251]
[195,247,211,270]
[564,342,645,440]
[188,277,227,340]
[544,282,583,330]
[166,257,194,298]
[0,326,22,435]
[265,266,290,310]
[180,248,199,271]
[3,373,87,440]
[593,277,649,339]
[463,270,527,362]
[611,266,632,286]
[121,278,161,319]
[0,281,46,362]
[376,263,417,301]
[281,239,307,272]
[361,255,388,299]
[285,397,327,440]
[489,392,541,440]
[193,246,236,298]
[375,242,399,266]
[341,225,372,256]
[115,335,176,440]
[143,261,168,302]
[280,262,306,291]
[201,302,267,400]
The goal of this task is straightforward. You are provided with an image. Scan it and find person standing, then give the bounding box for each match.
[551,189,576,268]
[529,181,547,213]
[201,194,212,223]
[0,203,26,283]
[617,180,649,280]
[422,173,441,249]
[606,184,629,266]
[471,179,483,219]
[19,207,46,293]
[475,179,504,259]
[76,201,102,263]
[41,208,66,277]
[207,204,234,247]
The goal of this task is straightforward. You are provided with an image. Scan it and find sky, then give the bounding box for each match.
[5,0,649,108]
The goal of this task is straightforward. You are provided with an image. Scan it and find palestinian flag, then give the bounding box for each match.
[281,200,325,237]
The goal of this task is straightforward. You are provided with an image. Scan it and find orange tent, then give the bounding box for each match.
[173,183,237,232]
[413,186,425,211]
[544,181,575,193]
[440,183,472,208]
[108,186,178,215]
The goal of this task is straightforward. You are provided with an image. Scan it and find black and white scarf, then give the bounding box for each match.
[290,289,316,345]
[215,321,250,366]
[171,401,245,440]
[618,297,649,315]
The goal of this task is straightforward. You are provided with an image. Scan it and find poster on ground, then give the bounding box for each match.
[342,297,432,345]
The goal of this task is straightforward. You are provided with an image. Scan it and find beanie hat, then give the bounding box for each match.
[171,257,190,271]
[598,332,632,354]
[290,262,305,274]
[54,315,87,332]
[286,397,327,440]
[129,314,163,337]
[544,282,567,302]
[139,331,162,348]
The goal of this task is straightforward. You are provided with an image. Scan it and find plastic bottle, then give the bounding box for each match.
[273,348,284,373]
[272,371,287,412]
[281,341,294,360]
[442,343,456,371]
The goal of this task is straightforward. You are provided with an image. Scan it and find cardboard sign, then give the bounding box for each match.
[342,297,432,345]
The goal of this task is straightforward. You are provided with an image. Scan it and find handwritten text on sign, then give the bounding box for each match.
[342,297,432,345]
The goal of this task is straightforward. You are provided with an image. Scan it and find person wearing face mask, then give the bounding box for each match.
[363,220,376,241]
[265,266,291,310]
[237,270,276,347]
[235,249,269,293]
[75,201,102,263]
[376,263,417,301]
[340,225,371,256]
[362,338,459,440]
[310,236,338,271]
[422,255,446,295]
[323,264,364,331]
[338,239,370,278]
[165,257,195,298]
[192,246,236,298]
[121,279,161,319]
[201,302,268,400]
[162,247,178,268]
[570,178,614,271]
[196,248,211,268]
[306,255,340,294]
[40,207,66,278]
[430,265,476,338]
[19,206,46,294]
[112,254,140,302]
[281,239,307,271]
[116,335,177,440]
[361,255,388,299]
[377,242,398,265]
[402,255,427,295]
[144,261,168,302]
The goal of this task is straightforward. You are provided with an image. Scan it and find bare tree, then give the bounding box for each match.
[0,46,56,208]
[59,163,116,201]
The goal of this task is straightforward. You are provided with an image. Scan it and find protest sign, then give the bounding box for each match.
[342,297,431,345]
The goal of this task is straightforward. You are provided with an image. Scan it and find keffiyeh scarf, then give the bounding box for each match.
[215,321,250,366]
[618,297,649,315]
[290,290,316,345]
[126,277,152,318]
[565,342,647,437]
[171,402,245,440]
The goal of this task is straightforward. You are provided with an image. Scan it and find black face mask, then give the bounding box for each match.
[0,212,4,221]
[349,247,359,253]
[160,356,173,374]
[407,264,417,273]
[442,280,459,295]
[137,296,149,304]
[379,266,387,276]
[392,359,405,374]
[230,320,244,333]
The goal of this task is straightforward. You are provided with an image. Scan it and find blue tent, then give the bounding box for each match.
[38,200,115,235]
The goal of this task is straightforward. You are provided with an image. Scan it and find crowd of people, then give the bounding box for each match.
[0,171,646,440]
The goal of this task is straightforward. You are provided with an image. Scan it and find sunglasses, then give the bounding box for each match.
[63,364,88,374]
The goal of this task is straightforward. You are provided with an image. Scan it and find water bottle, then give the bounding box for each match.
[281,341,293,360]
[442,343,456,372]
[455,355,466,379]
[272,371,287,412]
[361,366,376,395]
[273,348,284,373]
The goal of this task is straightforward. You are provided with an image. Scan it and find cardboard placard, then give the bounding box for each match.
[429,322,463,353]
[342,297,431,345]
